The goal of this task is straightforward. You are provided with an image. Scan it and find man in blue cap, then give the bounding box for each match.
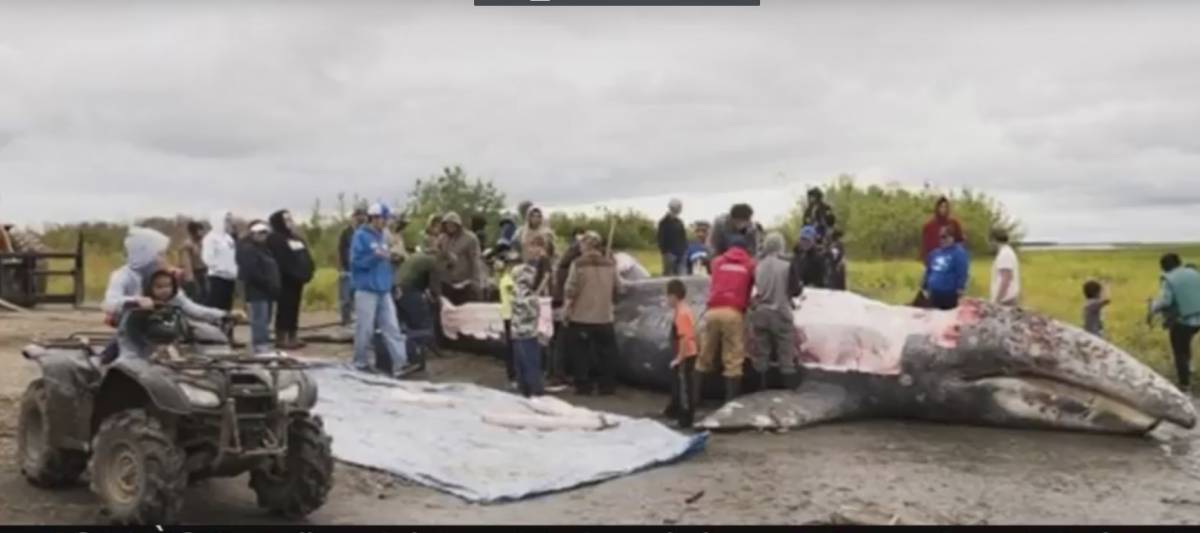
[351,202,418,378]
[789,225,827,289]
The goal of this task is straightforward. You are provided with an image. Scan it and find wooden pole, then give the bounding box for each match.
[605,213,616,258]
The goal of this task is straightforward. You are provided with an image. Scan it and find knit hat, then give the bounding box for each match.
[442,211,463,227]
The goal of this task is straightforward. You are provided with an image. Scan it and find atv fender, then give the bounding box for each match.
[96,358,195,423]
[277,370,318,411]
[28,349,98,451]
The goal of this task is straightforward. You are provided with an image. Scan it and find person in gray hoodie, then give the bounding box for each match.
[749,232,803,391]
[201,210,239,311]
[100,227,234,362]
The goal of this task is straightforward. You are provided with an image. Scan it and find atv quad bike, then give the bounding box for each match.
[16,306,334,525]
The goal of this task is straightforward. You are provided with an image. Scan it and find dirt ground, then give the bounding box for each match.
[3,308,1200,525]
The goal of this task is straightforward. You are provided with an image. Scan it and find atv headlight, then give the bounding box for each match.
[277,383,301,404]
[179,382,220,408]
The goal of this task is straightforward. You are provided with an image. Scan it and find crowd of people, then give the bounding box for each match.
[95,189,1200,420]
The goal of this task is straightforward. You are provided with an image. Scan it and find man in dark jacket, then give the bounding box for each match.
[237,221,282,354]
[657,198,688,277]
[267,209,315,350]
[337,206,368,327]
[802,188,836,244]
[790,226,827,289]
[709,203,759,257]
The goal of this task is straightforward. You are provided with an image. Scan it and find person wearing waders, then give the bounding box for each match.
[698,235,756,401]
[750,232,803,392]
[661,279,699,428]
[202,210,239,312]
[1148,253,1200,393]
[351,203,418,378]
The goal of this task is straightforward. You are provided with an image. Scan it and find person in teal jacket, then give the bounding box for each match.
[1149,253,1200,391]
[921,226,970,310]
[351,203,416,378]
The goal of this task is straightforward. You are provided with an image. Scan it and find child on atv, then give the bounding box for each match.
[100,227,239,362]
[115,269,235,360]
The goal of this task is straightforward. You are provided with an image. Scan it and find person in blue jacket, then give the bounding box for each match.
[351,202,417,378]
[922,226,970,310]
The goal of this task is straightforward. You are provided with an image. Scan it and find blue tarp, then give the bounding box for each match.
[307,365,708,504]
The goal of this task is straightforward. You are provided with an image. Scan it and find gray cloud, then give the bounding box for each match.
[2,0,1200,242]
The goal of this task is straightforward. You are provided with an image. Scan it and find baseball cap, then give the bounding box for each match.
[249,221,270,234]
[367,202,391,218]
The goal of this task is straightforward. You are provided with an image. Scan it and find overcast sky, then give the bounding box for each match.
[2,0,1198,242]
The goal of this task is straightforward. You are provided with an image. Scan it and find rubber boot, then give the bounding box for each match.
[683,368,702,429]
[781,371,802,390]
[724,377,741,402]
[289,332,307,350]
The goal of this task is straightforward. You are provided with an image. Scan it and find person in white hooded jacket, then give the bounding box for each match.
[202,210,239,311]
[99,227,234,361]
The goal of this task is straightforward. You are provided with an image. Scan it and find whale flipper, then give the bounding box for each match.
[697,381,867,431]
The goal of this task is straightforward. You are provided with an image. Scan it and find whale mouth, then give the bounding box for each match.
[966,373,1196,431]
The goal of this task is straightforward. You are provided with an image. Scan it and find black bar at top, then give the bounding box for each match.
[476,0,759,6]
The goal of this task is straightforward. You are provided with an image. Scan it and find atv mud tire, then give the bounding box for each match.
[17,379,88,488]
[249,413,334,518]
[89,409,186,525]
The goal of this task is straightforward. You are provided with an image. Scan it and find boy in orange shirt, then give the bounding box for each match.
[662,279,700,428]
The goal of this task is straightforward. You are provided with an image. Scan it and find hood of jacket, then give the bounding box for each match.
[125,227,170,276]
[721,246,754,265]
[208,210,233,236]
[524,205,546,229]
[932,196,951,222]
[762,232,786,257]
[268,210,293,238]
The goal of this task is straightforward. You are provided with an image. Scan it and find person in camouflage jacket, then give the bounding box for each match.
[510,242,546,397]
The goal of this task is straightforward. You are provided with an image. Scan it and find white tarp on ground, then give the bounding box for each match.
[307,364,708,504]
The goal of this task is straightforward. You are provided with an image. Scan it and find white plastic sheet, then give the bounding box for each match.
[308,365,707,503]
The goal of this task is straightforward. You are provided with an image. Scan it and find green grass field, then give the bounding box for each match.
[60,245,1199,380]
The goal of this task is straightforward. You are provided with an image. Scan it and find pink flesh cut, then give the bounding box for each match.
[788,290,982,376]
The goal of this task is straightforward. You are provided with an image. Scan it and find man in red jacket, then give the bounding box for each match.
[697,235,757,401]
[920,196,965,263]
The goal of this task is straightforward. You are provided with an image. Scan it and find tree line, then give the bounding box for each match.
[36,167,1021,267]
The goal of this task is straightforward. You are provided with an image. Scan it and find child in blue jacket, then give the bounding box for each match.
[922,227,970,310]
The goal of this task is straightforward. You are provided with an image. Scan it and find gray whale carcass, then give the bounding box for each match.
[695,285,1196,435]
[441,269,1195,435]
